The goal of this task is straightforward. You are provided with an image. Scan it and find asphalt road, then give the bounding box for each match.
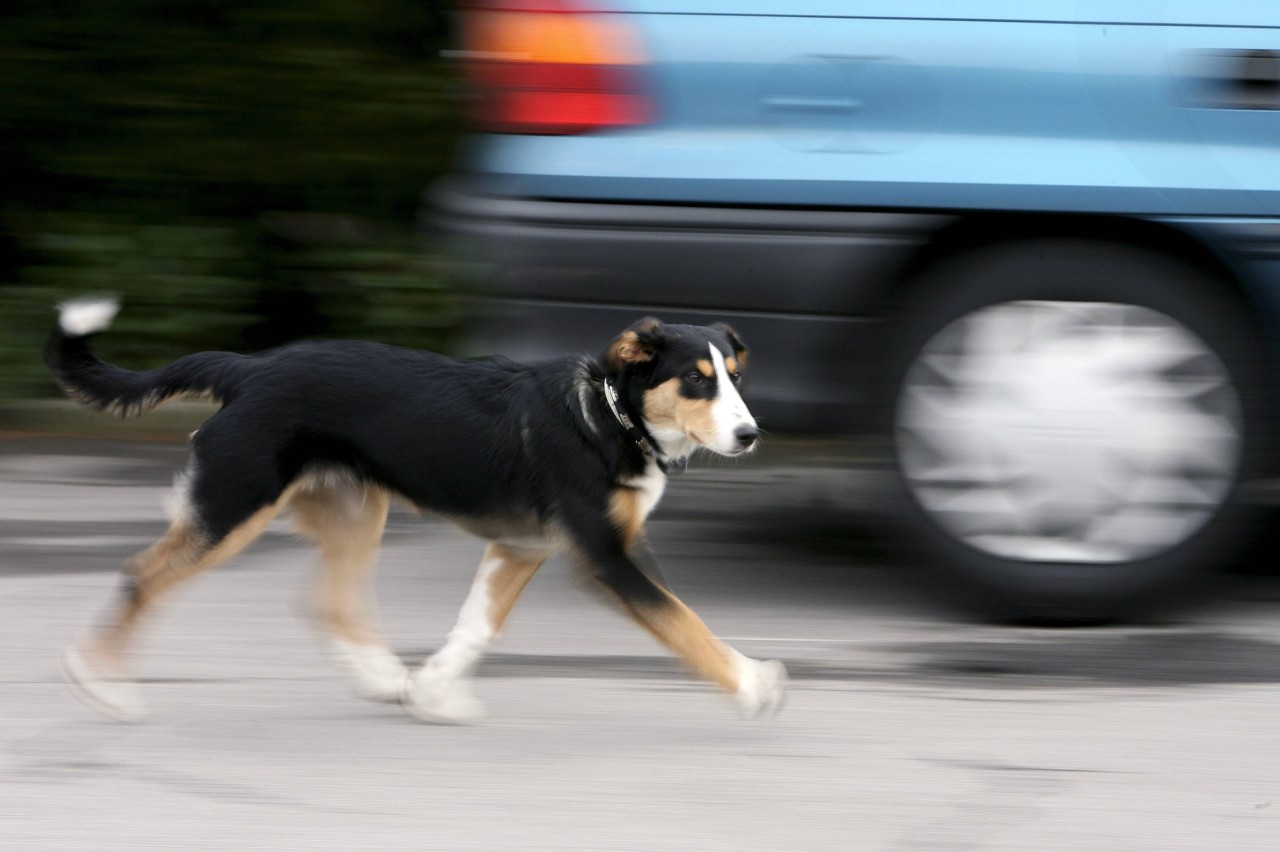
[4,438,1280,850]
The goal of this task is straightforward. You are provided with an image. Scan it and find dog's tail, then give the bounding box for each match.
[44,297,250,417]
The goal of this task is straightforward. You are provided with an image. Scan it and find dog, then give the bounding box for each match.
[44,298,788,723]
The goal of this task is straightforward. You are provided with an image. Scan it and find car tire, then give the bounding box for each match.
[887,239,1274,624]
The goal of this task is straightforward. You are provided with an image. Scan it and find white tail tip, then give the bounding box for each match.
[58,297,121,337]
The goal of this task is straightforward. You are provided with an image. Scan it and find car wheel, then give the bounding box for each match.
[889,240,1273,623]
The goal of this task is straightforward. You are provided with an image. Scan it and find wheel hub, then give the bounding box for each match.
[896,300,1242,563]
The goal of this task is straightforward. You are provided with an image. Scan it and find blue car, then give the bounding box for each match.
[434,0,1280,621]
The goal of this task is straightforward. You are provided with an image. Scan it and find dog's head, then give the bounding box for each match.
[604,318,758,458]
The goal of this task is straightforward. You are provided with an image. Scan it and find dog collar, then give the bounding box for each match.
[603,377,661,462]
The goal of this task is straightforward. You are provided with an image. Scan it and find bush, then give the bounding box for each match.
[0,0,468,403]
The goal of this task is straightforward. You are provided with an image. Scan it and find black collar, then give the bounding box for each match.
[602,377,665,468]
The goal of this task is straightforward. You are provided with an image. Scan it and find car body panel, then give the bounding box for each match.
[435,0,1280,616]
[439,1,1280,433]
[470,3,1280,215]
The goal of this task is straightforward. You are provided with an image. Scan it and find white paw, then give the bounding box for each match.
[328,639,408,703]
[400,666,486,725]
[735,658,788,719]
[61,646,147,722]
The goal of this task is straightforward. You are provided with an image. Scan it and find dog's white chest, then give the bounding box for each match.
[620,459,667,523]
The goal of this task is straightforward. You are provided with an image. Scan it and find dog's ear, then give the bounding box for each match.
[604,317,666,373]
[711,322,748,365]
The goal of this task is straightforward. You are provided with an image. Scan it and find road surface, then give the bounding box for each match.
[3,438,1280,850]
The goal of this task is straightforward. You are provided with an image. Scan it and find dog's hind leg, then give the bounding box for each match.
[63,500,283,721]
[402,542,548,724]
[64,420,295,721]
[289,481,405,702]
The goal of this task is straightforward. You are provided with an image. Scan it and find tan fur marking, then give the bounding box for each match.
[483,543,548,633]
[614,331,644,362]
[605,318,665,371]
[625,591,740,692]
[606,330,651,370]
[291,484,391,645]
[642,377,716,445]
[696,359,713,377]
[608,487,646,548]
[724,356,738,374]
[90,503,283,668]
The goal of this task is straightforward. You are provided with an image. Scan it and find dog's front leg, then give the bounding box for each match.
[578,530,787,718]
[401,542,548,724]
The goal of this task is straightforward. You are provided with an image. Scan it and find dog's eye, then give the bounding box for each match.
[729,372,742,384]
[684,372,703,385]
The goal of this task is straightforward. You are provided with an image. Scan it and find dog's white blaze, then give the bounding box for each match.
[328,638,407,701]
[403,552,512,724]
[644,421,699,460]
[426,552,504,680]
[708,343,756,454]
[58,297,121,337]
[620,457,667,523]
[61,646,147,722]
[731,653,788,718]
[164,464,196,524]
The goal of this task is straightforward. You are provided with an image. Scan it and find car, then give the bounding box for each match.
[431,0,1280,622]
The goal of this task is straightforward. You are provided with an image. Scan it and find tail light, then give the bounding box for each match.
[460,0,654,135]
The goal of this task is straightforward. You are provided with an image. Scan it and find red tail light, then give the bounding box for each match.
[460,0,654,135]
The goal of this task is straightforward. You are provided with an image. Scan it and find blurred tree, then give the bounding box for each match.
[2,0,457,216]
[0,0,467,402]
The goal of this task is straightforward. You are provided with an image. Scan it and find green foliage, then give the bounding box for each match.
[0,0,469,404]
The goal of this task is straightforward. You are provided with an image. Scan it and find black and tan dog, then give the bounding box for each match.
[45,299,787,723]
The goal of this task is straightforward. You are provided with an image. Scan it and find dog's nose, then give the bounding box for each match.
[734,425,759,450]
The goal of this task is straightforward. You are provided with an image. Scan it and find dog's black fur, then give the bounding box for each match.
[44,301,786,722]
[45,307,750,626]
